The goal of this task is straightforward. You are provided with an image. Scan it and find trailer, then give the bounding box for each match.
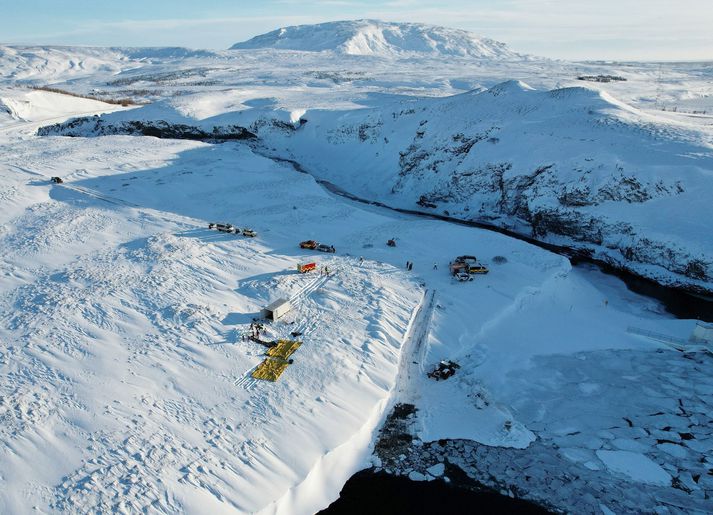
[262,298,291,320]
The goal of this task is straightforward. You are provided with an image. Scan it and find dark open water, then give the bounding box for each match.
[319,468,551,515]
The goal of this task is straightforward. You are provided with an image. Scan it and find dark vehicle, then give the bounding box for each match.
[299,240,318,249]
[316,244,336,253]
[428,360,460,381]
[242,228,257,237]
[387,239,396,247]
[50,177,63,184]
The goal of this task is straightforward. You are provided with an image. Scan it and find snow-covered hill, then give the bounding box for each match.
[230,20,522,59]
[0,45,220,84]
[0,88,121,123]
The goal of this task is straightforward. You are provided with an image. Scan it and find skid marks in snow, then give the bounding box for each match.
[58,183,140,208]
[234,369,260,391]
[289,272,334,305]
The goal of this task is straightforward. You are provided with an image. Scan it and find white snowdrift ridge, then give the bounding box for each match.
[230,20,522,59]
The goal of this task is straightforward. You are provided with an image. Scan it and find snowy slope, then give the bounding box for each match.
[4,115,711,514]
[230,20,522,59]
[41,81,713,295]
[0,45,220,85]
[0,88,122,124]
[0,45,126,83]
[0,132,427,513]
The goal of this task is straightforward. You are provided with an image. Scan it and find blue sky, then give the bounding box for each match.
[1,0,711,61]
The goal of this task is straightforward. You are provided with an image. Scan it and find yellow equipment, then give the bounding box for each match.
[252,358,290,382]
[252,340,303,381]
[266,339,302,360]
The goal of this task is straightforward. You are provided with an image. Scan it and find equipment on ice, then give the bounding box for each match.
[242,228,257,237]
[252,339,302,381]
[50,176,63,184]
[299,240,318,249]
[387,239,396,247]
[454,270,472,282]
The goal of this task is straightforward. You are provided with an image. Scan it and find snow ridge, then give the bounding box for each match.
[230,20,521,59]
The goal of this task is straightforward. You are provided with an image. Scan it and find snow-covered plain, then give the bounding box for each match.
[1,20,712,513]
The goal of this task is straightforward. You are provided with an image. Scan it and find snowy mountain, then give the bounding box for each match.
[230,20,522,59]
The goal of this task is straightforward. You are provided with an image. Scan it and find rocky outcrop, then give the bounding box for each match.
[38,116,256,141]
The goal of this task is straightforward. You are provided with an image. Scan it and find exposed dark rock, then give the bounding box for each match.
[37,117,256,142]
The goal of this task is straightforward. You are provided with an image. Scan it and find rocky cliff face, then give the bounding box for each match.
[38,116,256,141]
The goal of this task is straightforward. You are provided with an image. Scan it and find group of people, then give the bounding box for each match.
[249,321,265,339]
